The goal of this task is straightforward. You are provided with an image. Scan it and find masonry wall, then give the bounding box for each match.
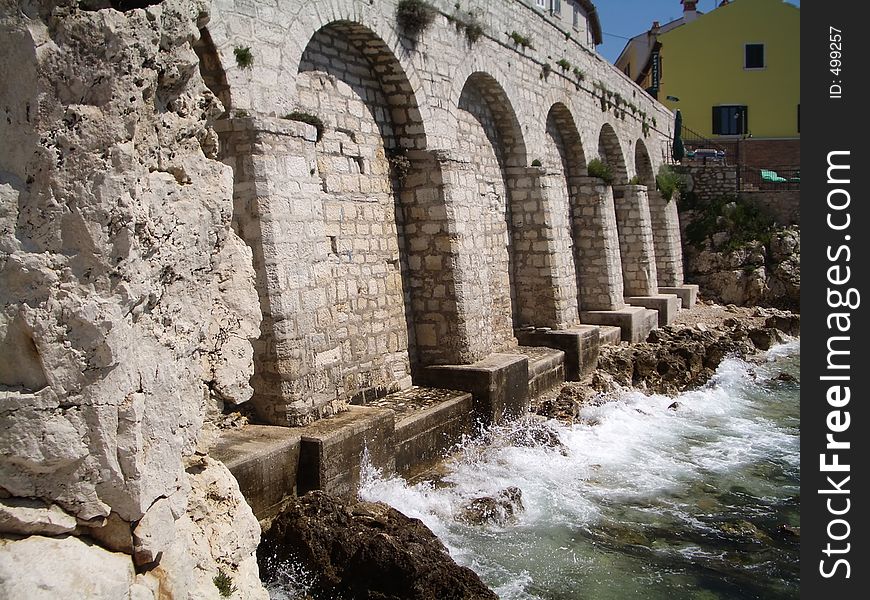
[206,0,679,422]
[680,165,739,202]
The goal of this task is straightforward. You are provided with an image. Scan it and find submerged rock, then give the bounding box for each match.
[459,487,525,527]
[259,491,498,600]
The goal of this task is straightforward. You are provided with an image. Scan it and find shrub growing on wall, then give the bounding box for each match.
[397,0,437,37]
[655,164,687,201]
[587,158,614,184]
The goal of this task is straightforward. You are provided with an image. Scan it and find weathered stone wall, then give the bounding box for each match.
[0,1,267,597]
[648,190,685,287]
[679,164,739,201]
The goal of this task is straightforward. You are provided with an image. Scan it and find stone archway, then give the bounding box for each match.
[455,72,529,350]
[598,123,629,185]
[634,139,656,187]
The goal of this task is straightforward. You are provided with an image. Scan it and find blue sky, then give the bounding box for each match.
[595,0,801,63]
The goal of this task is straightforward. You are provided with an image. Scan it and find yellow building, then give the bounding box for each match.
[616,0,800,141]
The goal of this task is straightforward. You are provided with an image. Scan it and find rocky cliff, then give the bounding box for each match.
[0,1,266,597]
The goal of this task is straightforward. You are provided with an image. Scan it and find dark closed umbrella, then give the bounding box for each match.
[672,109,685,162]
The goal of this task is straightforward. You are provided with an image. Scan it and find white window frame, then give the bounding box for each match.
[551,0,562,16]
[744,42,766,70]
[573,3,582,30]
[535,0,546,9]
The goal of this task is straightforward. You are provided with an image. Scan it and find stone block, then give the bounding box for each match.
[580,306,658,343]
[369,387,474,474]
[597,326,623,346]
[515,326,600,380]
[296,406,396,497]
[659,284,700,309]
[625,294,682,326]
[211,425,302,521]
[417,354,529,425]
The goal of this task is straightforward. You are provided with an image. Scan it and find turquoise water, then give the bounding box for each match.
[358,341,800,599]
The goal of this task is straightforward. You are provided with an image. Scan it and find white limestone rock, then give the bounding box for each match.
[0,498,78,536]
[0,535,136,600]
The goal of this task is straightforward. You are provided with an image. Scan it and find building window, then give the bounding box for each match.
[744,43,765,69]
[552,0,561,15]
[536,0,546,9]
[573,4,581,29]
[712,105,748,135]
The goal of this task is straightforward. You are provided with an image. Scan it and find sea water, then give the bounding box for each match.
[271,341,800,599]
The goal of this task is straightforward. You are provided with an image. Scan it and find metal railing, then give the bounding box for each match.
[738,166,800,191]
[680,123,735,165]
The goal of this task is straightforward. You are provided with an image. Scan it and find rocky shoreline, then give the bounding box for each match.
[259,302,800,599]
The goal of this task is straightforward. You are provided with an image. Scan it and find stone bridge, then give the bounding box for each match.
[198,0,696,444]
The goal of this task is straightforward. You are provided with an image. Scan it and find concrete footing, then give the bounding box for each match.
[297,405,396,497]
[659,284,699,309]
[369,388,474,475]
[598,326,623,346]
[625,294,682,326]
[417,353,529,425]
[514,346,566,397]
[580,306,658,342]
[211,426,301,521]
[515,326,600,380]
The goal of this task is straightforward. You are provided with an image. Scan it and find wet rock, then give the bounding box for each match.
[459,487,525,527]
[777,524,800,538]
[718,520,772,545]
[667,402,680,411]
[259,491,498,600]
[775,372,797,383]
[748,327,783,350]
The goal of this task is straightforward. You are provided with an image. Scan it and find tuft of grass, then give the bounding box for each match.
[628,175,641,185]
[396,0,437,37]
[463,15,484,45]
[531,158,542,167]
[572,67,585,81]
[233,46,253,69]
[509,31,533,49]
[283,111,325,142]
[540,62,551,79]
[556,58,572,71]
[587,158,613,184]
[213,569,237,598]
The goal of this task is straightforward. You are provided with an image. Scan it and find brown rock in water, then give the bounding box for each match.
[259,491,498,600]
[459,487,525,527]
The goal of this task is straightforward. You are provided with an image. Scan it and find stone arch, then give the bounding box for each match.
[453,71,528,348]
[597,123,628,185]
[634,139,656,187]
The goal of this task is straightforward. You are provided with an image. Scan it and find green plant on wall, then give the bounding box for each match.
[509,31,533,49]
[531,158,543,167]
[540,62,551,79]
[556,58,572,72]
[655,164,687,201]
[396,0,437,37]
[587,158,614,184]
[233,46,253,69]
[572,67,585,82]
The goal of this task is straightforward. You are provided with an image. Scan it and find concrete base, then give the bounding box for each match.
[659,284,699,310]
[210,426,301,522]
[598,326,623,346]
[626,294,682,326]
[580,306,658,343]
[515,326,600,380]
[418,353,529,425]
[368,387,474,475]
[514,346,566,398]
[297,405,395,497]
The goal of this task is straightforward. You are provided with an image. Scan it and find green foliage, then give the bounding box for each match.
[233,109,249,118]
[641,121,650,137]
[629,175,641,185]
[587,158,613,184]
[283,111,325,142]
[556,58,572,71]
[213,569,237,598]
[233,46,253,69]
[463,16,484,45]
[540,62,551,79]
[572,67,585,81]
[685,195,775,252]
[509,31,533,49]
[396,0,437,37]
[531,158,542,167]
[387,148,411,182]
[655,164,685,201]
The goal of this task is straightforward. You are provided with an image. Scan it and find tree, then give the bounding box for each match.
[672,109,685,162]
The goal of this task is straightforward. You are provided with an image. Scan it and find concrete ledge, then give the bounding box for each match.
[659,284,699,310]
[297,406,395,497]
[515,326,600,380]
[626,294,682,326]
[515,346,566,398]
[581,306,658,343]
[369,388,473,475]
[417,353,529,424]
[211,426,301,521]
[598,326,623,346]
